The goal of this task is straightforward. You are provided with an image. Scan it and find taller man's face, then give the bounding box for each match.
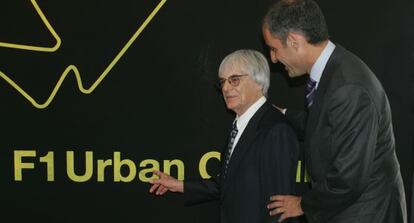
[262,27,307,77]
[219,67,263,116]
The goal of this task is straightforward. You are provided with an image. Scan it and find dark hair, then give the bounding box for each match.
[264,0,329,45]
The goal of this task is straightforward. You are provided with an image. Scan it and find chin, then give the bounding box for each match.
[225,98,239,107]
[226,104,236,111]
[226,102,240,111]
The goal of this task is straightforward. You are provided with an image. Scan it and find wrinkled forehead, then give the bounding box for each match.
[218,57,249,78]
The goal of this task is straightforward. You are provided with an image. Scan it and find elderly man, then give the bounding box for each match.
[149,49,300,223]
[262,0,407,222]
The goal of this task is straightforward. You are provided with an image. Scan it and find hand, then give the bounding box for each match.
[268,195,304,222]
[149,170,184,195]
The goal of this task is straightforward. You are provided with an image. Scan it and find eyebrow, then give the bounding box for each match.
[220,74,246,79]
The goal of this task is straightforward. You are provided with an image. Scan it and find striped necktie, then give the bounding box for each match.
[306,77,317,108]
[223,120,238,177]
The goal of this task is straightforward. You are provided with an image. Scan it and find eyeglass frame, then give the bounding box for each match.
[216,74,249,89]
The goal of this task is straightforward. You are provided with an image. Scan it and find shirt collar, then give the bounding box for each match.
[235,96,266,130]
[309,40,336,86]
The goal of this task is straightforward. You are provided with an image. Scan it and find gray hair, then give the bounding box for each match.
[264,0,329,45]
[218,49,270,96]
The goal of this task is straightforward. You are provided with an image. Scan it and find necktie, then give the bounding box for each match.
[224,120,238,177]
[306,77,317,108]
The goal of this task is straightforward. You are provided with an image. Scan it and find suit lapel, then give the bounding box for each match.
[221,102,270,198]
[304,47,342,174]
[305,47,341,139]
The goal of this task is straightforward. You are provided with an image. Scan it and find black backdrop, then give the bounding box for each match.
[0,0,412,222]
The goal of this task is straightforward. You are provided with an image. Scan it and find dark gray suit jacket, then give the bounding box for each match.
[185,101,300,223]
[286,45,407,223]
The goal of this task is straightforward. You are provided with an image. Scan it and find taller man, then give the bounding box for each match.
[262,0,407,222]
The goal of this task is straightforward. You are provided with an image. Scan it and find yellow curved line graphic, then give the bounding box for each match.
[0,0,167,109]
[0,0,61,52]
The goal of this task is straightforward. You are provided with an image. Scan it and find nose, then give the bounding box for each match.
[222,79,232,93]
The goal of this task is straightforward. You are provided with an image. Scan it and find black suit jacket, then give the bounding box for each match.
[286,45,407,223]
[185,101,300,223]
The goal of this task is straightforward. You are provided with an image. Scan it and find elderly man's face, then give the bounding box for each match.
[219,67,263,116]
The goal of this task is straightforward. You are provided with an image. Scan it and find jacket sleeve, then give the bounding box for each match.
[301,85,379,223]
[260,122,300,223]
[184,175,221,206]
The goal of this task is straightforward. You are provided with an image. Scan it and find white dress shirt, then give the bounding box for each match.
[229,96,267,157]
[309,40,336,88]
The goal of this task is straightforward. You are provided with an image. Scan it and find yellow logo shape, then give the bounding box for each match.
[0,0,167,109]
[0,0,61,52]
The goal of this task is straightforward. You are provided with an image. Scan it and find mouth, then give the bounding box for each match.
[225,95,238,101]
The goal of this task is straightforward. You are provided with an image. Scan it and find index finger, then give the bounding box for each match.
[267,201,283,209]
[152,170,166,178]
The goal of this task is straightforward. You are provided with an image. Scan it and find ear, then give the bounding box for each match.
[253,80,263,92]
[286,32,306,50]
[257,86,265,97]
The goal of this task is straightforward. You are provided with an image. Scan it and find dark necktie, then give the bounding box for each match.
[306,77,317,108]
[224,120,238,177]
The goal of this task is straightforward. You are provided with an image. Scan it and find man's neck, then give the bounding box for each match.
[235,96,266,118]
[305,40,329,74]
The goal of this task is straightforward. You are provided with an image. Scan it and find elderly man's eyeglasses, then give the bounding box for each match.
[217,74,248,89]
